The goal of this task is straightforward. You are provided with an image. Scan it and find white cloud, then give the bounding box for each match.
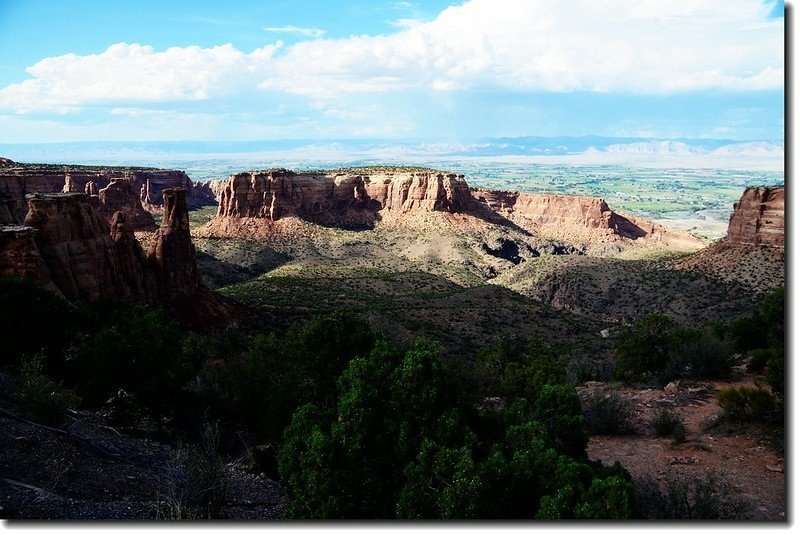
[264,26,326,38]
[258,0,782,97]
[0,42,282,113]
[0,0,783,113]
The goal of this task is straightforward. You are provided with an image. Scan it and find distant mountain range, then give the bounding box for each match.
[0,137,784,171]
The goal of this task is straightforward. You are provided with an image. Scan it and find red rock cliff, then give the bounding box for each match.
[472,189,704,249]
[0,160,212,221]
[0,225,58,293]
[214,169,471,221]
[22,193,131,302]
[146,188,202,298]
[98,178,156,230]
[3,189,204,304]
[725,186,784,247]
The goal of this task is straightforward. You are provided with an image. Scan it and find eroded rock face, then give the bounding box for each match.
[673,185,785,291]
[98,178,156,231]
[472,189,704,249]
[22,193,128,302]
[199,179,228,203]
[726,186,784,247]
[1,187,230,326]
[110,211,155,301]
[0,193,17,225]
[214,169,471,222]
[0,225,57,293]
[0,160,212,221]
[146,188,201,298]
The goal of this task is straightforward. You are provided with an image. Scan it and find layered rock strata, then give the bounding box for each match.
[725,186,784,247]
[0,159,214,221]
[214,169,471,221]
[22,193,128,302]
[2,189,210,311]
[97,178,156,230]
[146,188,202,298]
[673,186,785,291]
[472,189,705,249]
[0,225,57,292]
[204,167,703,251]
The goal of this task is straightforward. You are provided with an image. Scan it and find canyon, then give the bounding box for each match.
[202,167,705,253]
[0,160,785,521]
[0,185,220,325]
[0,158,216,224]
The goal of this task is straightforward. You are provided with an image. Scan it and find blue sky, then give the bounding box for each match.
[0,0,785,143]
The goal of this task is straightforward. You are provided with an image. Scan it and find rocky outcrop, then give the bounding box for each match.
[22,193,129,302]
[98,178,156,230]
[726,186,784,247]
[0,225,57,293]
[0,160,213,221]
[1,189,225,327]
[213,169,471,223]
[199,179,228,203]
[472,189,705,249]
[110,211,155,301]
[673,186,785,291]
[0,193,17,225]
[146,188,201,298]
[204,167,702,250]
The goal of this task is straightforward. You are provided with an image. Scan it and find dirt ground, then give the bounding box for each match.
[582,372,785,520]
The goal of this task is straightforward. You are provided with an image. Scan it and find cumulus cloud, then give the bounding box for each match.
[260,0,782,96]
[0,0,783,113]
[0,42,283,113]
[263,26,326,38]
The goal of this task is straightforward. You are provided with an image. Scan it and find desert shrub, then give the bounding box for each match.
[574,476,636,519]
[730,287,784,353]
[747,347,777,373]
[664,329,733,380]
[613,315,677,382]
[636,470,754,519]
[474,335,567,401]
[0,276,76,374]
[717,386,776,422]
[173,361,239,442]
[766,352,784,399]
[279,336,633,519]
[72,305,192,426]
[158,423,228,520]
[614,314,735,384]
[651,408,686,443]
[583,389,636,436]
[534,384,588,457]
[14,354,76,425]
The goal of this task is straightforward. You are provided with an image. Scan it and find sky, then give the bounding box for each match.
[0,0,786,144]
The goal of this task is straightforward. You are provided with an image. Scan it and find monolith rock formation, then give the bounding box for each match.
[147,188,202,298]
[674,185,785,291]
[0,187,232,327]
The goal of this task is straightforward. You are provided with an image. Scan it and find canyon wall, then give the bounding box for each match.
[204,168,704,250]
[1,188,210,312]
[0,158,214,222]
[725,186,784,247]
[673,185,785,291]
[472,189,705,249]
[214,169,471,221]
[97,178,156,230]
